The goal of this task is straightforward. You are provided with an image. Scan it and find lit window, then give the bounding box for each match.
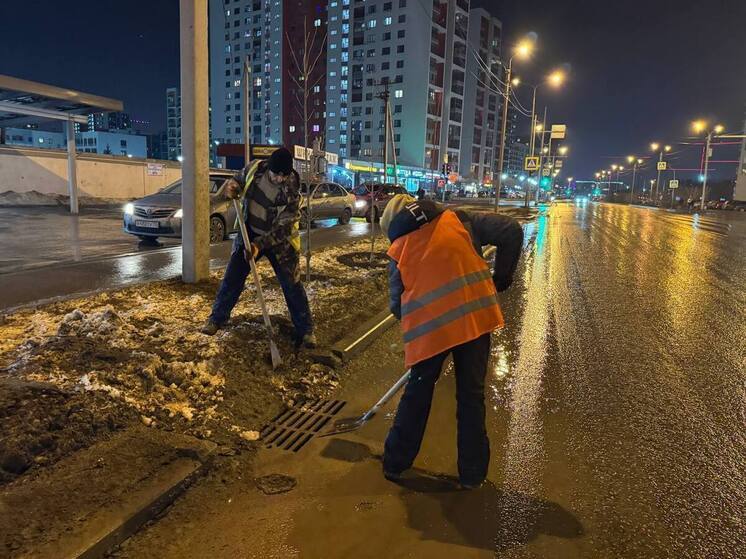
[330,43,338,49]
[313,85,321,93]
[289,125,296,132]
[395,89,403,98]
[369,20,377,28]
[314,18,322,27]
[384,16,392,25]
[233,79,241,87]
[313,125,320,132]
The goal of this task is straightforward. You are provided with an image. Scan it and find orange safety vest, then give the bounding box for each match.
[388,210,504,367]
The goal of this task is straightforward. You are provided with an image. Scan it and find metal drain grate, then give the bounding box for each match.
[261,399,347,452]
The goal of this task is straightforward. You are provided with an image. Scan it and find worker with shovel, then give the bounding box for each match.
[202,147,316,349]
[379,194,523,489]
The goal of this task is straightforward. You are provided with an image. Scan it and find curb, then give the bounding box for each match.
[330,307,397,361]
[76,449,215,559]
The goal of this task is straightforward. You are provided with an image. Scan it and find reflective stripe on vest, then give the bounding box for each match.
[388,210,504,367]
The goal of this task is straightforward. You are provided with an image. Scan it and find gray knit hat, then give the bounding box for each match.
[380,193,416,237]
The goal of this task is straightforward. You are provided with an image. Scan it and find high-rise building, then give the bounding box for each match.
[209,0,324,149]
[460,6,501,185]
[325,0,472,172]
[166,87,181,160]
[505,135,529,178]
[87,111,132,132]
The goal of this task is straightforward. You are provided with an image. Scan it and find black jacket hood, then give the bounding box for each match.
[387,200,445,242]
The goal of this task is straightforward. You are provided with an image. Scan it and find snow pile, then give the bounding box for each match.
[0,239,388,445]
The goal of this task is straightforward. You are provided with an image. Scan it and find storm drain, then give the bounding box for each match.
[261,399,347,452]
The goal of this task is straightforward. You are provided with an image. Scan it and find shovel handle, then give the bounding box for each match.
[360,369,411,422]
[232,199,275,335]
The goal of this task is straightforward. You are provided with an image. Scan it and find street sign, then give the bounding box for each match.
[146,163,164,176]
[669,179,679,189]
[657,161,667,171]
[448,172,459,183]
[251,144,277,159]
[542,168,551,176]
[437,179,446,188]
[550,124,566,139]
[326,152,339,165]
[524,156,540,171]
[293,145,311,161]
[554,160,563,169]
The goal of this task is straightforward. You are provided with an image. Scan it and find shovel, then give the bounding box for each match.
[232,198,283,369]
[320,369,411,437]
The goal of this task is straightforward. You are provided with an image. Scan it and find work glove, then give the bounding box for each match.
[244,242,259,263]
[225,178,241,199]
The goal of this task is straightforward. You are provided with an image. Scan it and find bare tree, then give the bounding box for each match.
[286,19,327,283]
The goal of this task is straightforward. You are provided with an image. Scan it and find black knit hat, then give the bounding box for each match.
[267,147,293,175]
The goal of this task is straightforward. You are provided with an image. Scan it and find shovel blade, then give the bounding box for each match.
[319,415,367,437]
[269,340,283,369]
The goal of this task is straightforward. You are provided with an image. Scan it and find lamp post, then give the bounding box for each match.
[627,156,643,204]
[495,39,533,213]
[650,142,671,203]
[692,120,724,211]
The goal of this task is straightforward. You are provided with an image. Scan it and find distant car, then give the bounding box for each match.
[299,182,356,228]
[353,182,408,222]
[123,171,237,243]
[731,200,746,211]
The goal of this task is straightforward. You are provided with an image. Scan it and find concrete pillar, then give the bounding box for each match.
[65,120,79,214]
[179,0,210,283]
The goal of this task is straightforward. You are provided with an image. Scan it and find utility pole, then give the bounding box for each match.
[534,107,548,207]
[495,59,512,212]
[179,0,209,283]
[700,131,712,212]
[242,58,251,166]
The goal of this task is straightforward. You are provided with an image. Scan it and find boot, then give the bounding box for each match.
[200,319,221,336]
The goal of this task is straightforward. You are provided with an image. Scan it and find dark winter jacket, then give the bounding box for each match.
[232,160,302,252]
[386,200,524,319]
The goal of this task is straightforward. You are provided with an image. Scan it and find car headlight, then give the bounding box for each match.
[354,199,367,209]
[173,208,183,218]
[124,203,134,216]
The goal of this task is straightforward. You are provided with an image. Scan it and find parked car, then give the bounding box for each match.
[353,182,408,222]
[123,171,237,243]
[730,200,746,211]
[299,182,355,228]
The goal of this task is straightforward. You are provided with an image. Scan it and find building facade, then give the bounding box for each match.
[208,0,329,150]
[459,6,501,185]
[166,87,182,160]
[1,127,66,149]
[325,0,472,174]
[1,127,146,158]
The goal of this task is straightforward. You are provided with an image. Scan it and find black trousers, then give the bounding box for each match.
[383,332,491,485]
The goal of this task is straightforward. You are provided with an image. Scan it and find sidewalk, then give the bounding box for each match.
[0,222,378,312]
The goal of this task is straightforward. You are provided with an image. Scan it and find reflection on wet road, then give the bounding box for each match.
[489,202,745,557]
[0,218,380,310]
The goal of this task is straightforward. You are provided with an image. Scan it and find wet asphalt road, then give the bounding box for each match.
[117,201,745,558]
[0,217,379,311]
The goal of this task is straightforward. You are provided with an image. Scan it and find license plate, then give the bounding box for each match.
[135,220,159,229]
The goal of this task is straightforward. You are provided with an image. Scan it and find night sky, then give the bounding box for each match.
[1,0,744,181]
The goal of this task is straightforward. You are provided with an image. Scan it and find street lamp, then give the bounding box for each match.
[521,68,567,207]
[495,38,534,212]
[650,142,672,203]
[558,146,568,156]
[627,156,643,203]
[691,119,725,211]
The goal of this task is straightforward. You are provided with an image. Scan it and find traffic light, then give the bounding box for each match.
[540,176,552,190]
[441,163,452,175]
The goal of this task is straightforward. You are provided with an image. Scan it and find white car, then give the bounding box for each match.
[299,182,356,228]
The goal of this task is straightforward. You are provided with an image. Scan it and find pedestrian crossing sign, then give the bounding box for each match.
[669,179,679,189]
[524,156,540,171]
[657,161,667,171]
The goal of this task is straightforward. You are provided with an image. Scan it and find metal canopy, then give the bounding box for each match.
[0,74,123,126]
[0,74,125,215]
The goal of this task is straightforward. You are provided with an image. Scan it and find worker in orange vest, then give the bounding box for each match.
[379,194,523,489]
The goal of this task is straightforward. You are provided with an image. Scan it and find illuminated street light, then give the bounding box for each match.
[548,70,565,88]
[692,120,707,134]
[650,142,672,202]
[650,142,660,151]
[535,123,543,132]
[515,40,534,59]
[542,147,549,154]
[511,77,521,86]
[664,145,672,152]
[611,164,618,171]
[558,146,568,155]
[691,119,727,211]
